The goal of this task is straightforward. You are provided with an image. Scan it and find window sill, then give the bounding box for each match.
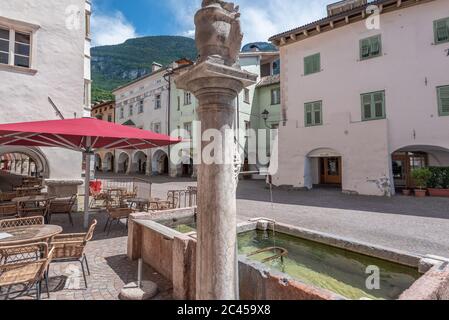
[0,63,37,75]
[362,117,386,122]
[359,54,382,61]
[434,39,449,45]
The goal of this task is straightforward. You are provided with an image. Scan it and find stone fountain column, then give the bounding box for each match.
[175,0,257,300]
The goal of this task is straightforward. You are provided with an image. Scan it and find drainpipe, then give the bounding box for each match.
[163,70,172,171]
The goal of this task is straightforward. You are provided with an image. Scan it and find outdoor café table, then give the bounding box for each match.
[126,198,150,211]
[0,224,63,246]
[12,195,56,205]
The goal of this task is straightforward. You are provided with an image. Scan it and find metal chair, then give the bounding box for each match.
[104,207,133,235]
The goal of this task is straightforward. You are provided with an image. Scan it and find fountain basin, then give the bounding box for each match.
[127,211,449,300]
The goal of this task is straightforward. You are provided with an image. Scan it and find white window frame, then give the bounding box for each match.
[0,17,39,72]
[153,122,161,134]
[184,92,192,105]
[155,94,161,109]
[138,100,144,113]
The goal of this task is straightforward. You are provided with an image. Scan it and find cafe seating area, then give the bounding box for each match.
[0,176,197,300]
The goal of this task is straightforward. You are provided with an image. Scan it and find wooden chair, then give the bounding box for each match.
[50,220,97,288]
[0,242,54,300]
[48,195,77,226]
[104,207,133,235]
[0,203,18,220]
[0,216,44,229]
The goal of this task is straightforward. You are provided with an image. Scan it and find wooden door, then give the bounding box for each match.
[320,157,342,185]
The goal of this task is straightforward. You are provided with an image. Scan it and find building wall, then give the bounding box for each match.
[273,0,449,195]
[111,69,170,175]
[0,0,90,180]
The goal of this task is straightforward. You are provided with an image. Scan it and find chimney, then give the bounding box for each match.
[152,62,163,72]
[327,0,367,16]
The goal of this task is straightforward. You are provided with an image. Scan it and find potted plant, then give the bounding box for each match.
[411,168,432,198]
[428,167,449,198]
[402,189,411,196]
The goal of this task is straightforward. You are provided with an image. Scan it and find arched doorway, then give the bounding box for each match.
[95,154,102,172]
[181,156,194,177]
[152,150,169,175]
[392,145,449,191]
[133,151,148,174]
[0,147,49,178]
[117,152,130,174]
[306,148,342,188]
[103,152,114,172]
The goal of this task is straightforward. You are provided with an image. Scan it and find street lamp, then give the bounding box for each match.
[261,109,270,128]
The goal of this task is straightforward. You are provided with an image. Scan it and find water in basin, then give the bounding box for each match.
[159,217,197,234]
[238,230,420,300]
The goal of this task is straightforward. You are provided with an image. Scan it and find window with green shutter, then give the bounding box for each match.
[437,85,449,116]
[360,35,382,60]
[361,91,386,121]
[304,53,320,75]
[434,17,449,44]
[304,101,323,127]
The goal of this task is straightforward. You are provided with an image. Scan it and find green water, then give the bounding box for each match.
[237,230,421,300]
[159,217,197,234]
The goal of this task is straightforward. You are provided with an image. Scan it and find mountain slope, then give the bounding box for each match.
[91,36,197,102]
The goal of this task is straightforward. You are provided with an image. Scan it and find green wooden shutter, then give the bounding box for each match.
[370,36,381,56]
[438,86,449,116]
[362,94,372,120]
[304,56,312,75]
[312,54,320,73]
[373,92,385,118]
[305,103,313,126]
[304,54,320,75]
[360,39,371,59]
[435,18,449,43]
[313,102,322,125]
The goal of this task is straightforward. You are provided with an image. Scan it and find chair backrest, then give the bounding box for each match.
[0,216,44,229]
[84,219,98,242]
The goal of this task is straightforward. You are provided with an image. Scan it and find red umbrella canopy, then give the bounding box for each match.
[0,118,180,151]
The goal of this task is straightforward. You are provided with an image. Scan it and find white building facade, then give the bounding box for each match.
[269,0,449,196]
[110,63,170,176]
[0,0,91,194]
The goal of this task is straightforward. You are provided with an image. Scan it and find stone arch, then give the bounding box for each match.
[117,152,130,174]
[391,145,449,191]
[103,152,114,172]
[133,151,148,174]
[0,146,50,178]
[94,154,102,172]
[152,149,169,175]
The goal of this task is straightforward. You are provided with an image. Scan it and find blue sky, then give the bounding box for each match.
[91,0,334,47]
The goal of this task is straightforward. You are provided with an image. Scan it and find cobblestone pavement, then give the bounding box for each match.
[4,175,449,300]
[130,176,449,256]
[3,211,173,301]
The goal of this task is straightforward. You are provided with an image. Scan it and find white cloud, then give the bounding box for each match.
[91,11,139,46]
[167,0,333,44]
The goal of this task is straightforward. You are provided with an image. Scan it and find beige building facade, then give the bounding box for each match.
[269,0,449,196]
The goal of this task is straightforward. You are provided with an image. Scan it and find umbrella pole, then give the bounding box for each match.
[84,151,92,229]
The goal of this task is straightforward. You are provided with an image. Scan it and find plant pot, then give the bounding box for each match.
[414,189,427,198]
[402,189,411,196]
[428,188,449,198]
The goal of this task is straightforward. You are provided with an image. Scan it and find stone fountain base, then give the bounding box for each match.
[119,281,158,300]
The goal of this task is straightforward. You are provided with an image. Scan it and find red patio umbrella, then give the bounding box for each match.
[0,117,180,227]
